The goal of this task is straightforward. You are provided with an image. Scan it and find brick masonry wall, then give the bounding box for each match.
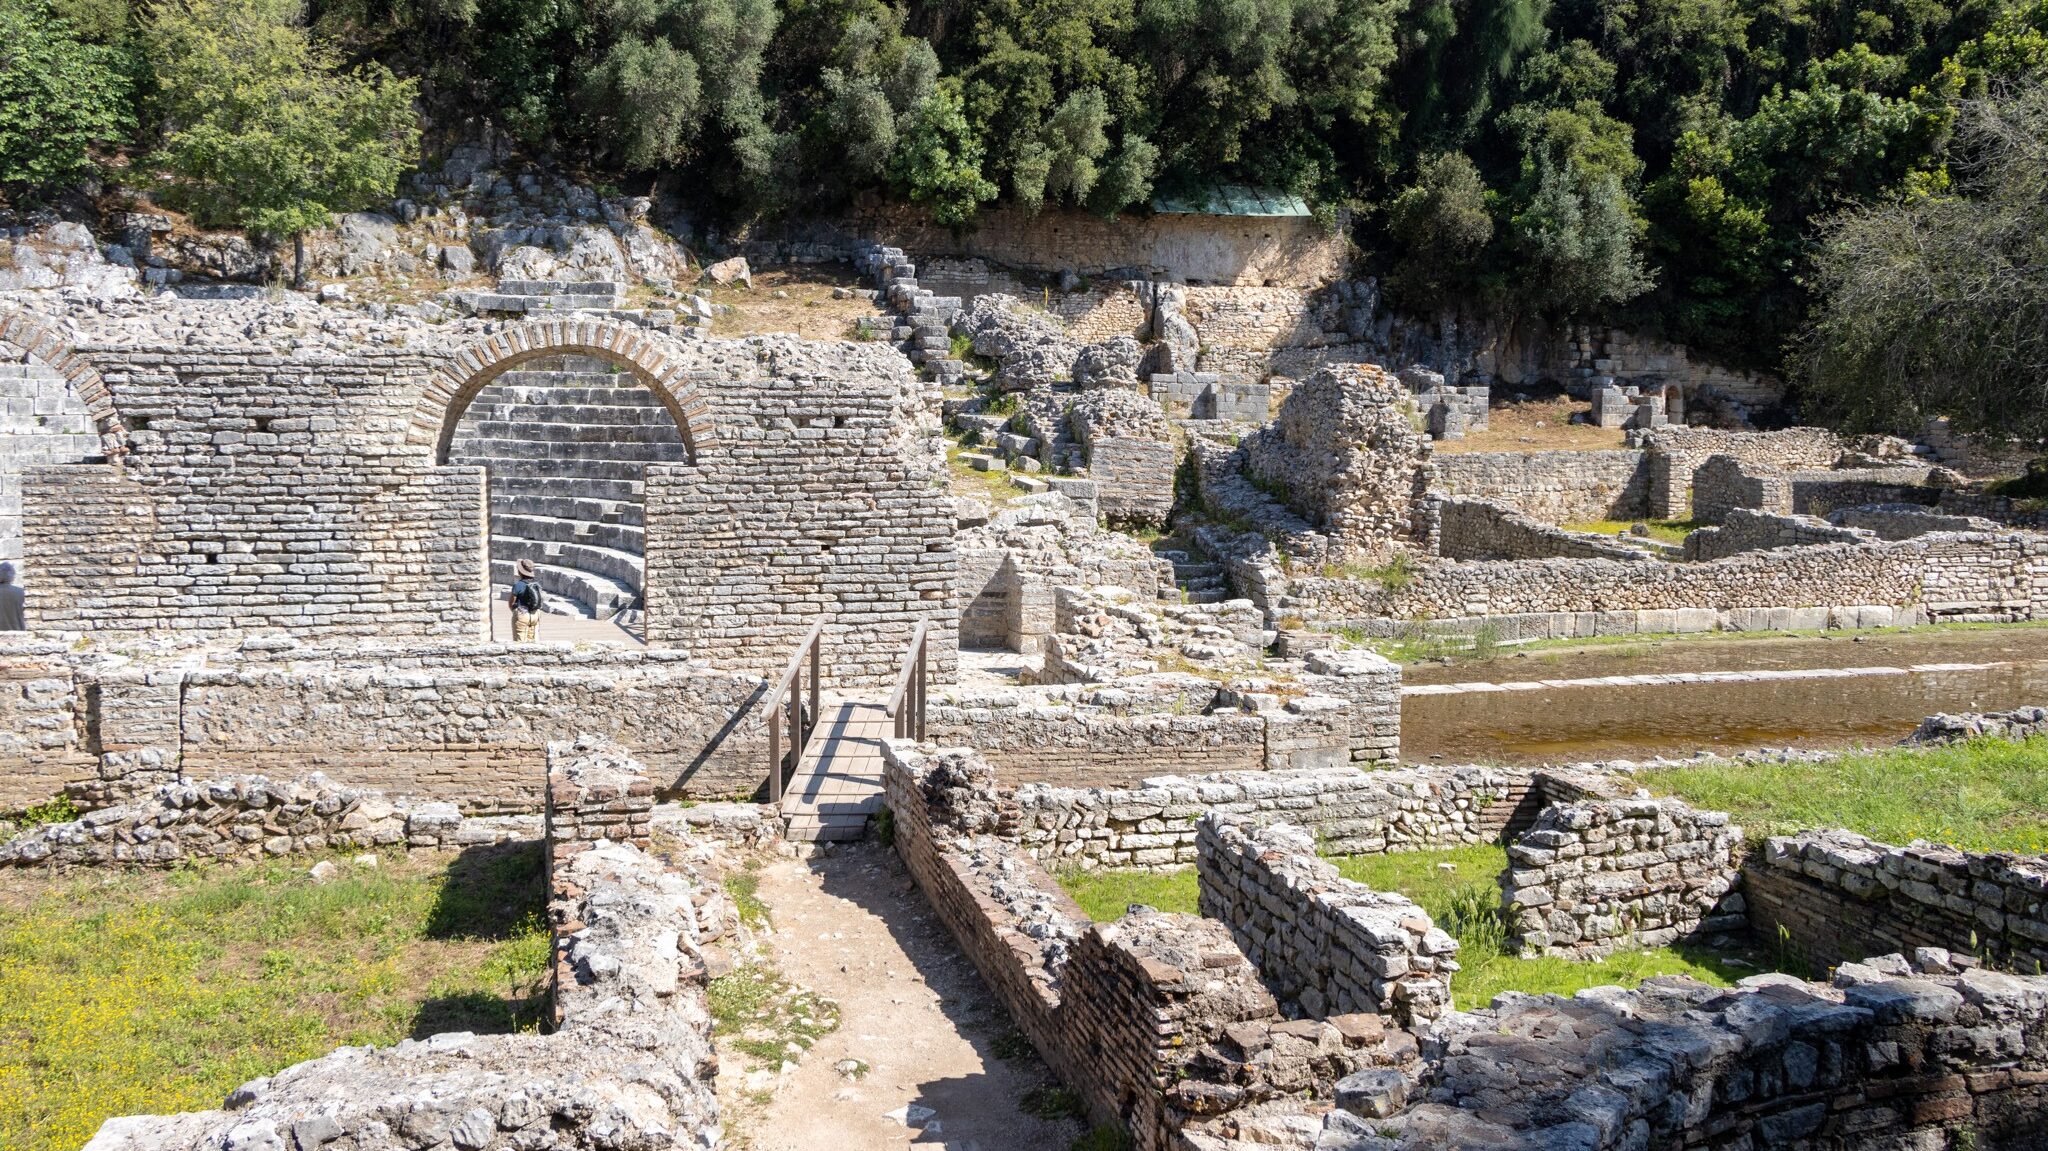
[1745,829,2048,974]
[1198,817,1456,1029]
[1430,450,1651,523]
[1502,795,1747,958]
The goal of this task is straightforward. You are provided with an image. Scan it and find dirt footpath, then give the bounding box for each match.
[725,842,1085,1151]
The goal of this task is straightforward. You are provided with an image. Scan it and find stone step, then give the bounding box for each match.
[473,472,645,505]
[487,377,672,399]
[453,455,654,485]
[492,535,644,587]
[1174,562,1223,579]
[1182,574,1226,592]
[492,492,641,526]
[457,405,684,431]
[451,432,689,459]
[780,813,870,842]
[495,279,628,297]
[1182,587,1230,604]
[491,512,645,554]
[491,560,638,619]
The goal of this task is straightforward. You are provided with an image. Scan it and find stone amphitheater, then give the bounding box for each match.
[1,199,2045,1151]
[448,351,689,626]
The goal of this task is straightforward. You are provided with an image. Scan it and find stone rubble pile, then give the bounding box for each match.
[0,773,518,866]
[1908,705,2048,746]
[1236,364,1434,558]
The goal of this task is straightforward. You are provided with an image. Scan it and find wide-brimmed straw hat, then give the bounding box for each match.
[516,559,536,577]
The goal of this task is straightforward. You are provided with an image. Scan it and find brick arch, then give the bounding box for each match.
[416,320,715,463]
[0,309,127,452]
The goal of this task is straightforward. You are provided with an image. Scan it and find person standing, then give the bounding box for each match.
[0,563,21,631]
[508,558,545,641]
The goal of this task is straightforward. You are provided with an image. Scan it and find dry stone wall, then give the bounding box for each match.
[0,773,507,866]
[1502,795,1747,958]
[1011,764,1552,868]
[1643,426,1846,518]
[1684,507,1874,561]
[1198,818,1457,1029]
[82,746,721,1151]
[1430,450,1651,524]
[1433,497,1645,561]
[1238,365,1432,557]
[1283,531,2048,639]
[1745,829,2048,974]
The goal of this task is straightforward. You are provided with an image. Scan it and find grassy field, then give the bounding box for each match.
[1633,736,2048,853]
[1058,843,1754,1008]
[0,846,550,1151]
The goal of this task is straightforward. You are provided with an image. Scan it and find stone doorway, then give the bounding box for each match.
[446,353,688,644]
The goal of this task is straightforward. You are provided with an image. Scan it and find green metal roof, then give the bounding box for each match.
[1150,184,1312,217]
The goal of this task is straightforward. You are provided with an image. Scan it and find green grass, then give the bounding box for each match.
[707,961,840,1068]
[1634,735,2048,853]
[1317,550,1417,588]
[0,845,551,1151]
[1057,844,1752,1009]
[1562,518,1701,544]
[1056,866,1197,922]
[724,866,771,928]
[1351,616,2048,667]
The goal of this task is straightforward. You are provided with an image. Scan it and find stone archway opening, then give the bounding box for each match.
[0,335,106,631]
[445,352,690,645]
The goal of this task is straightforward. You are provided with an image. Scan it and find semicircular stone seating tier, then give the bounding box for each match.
[430,323,714,623]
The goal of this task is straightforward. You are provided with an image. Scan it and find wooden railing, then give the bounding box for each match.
[885,619,930,741]
[764,619,825,804]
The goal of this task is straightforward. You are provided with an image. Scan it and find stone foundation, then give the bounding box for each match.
[1431,450,1651,524]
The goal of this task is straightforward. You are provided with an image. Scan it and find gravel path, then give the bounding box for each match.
[720,842,1085,1151]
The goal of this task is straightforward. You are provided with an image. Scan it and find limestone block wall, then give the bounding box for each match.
[1744,829,2048,973]
[1430,450,1651,523]
[1684,507,1875,561]
[1643,426,1845,518]
[641,352,956,686]
[926,700,1273,786]
[1198,817,1457,1028]
[1834,503,2003,540]
[1789,468,1940,517]
[1183,286,1326,377]
[0,643,775,810]
[1239,364,1432,556]
[1433,497,1645,562]
[1691,453,1789,524]
[0,349,99,573]
[1282,531,2048,635]
[1011,764,1549,868]
[1084,436,1177,526]
[1502,795,1747,958]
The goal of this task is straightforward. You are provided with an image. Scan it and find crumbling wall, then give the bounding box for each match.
[1198,817,1457,1029]
[1012,764,1555,868]
[1239,365,1432,557]
[1502,795,1747,958]
[1690,452,1789,524]
[81,742,721,1151]
[0,642,775,810]
[1433,497,1646,561]
[1643,426,1846,519]
[954,494,1170,652]
[1430,450,1651,523]
[1834,503,2004,540]
[1684,507,1875,561]
[1744,829,2048,973]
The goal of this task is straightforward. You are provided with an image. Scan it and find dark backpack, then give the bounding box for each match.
[515,578,545,612]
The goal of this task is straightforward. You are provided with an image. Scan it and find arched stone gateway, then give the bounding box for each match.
[414,320,717,464]
[0,310,126,451]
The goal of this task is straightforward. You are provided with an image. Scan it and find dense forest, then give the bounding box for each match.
[2,0,2045,420]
